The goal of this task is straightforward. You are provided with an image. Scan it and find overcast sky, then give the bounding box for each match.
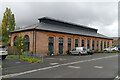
[0,0,119,37]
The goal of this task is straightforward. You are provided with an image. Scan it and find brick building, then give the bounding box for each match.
[11,17,113,55]
[112,37,120,47]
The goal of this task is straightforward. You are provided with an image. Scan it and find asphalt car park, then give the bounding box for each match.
[1,53,119,79]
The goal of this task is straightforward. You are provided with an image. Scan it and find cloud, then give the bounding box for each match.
[0,2,118,37]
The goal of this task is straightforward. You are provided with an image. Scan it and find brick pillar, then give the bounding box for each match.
[11,35,14,46]
[71,37,74,50]
[106,41,107,48]
[54,36,59,55]
[30,31,34,53]
[53,36,56,54]
[78,38,81,47]
[94,40,97,51]
[63,36,68,54]
[109,40,112,47]
[99,40,101,52]
[102,41,104,51]
[90,39,92,50]
[85,38,87,48]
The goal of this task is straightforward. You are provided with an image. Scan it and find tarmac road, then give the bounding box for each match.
[1,53,118,80]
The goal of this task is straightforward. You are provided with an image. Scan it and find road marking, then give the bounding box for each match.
[2,55,117,78]
[59,58,67,61]
[94,66,103,69]
[15,62,21,64]
[50,63,59,65]
[68,66,80,69]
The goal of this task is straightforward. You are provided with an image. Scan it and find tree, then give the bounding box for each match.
[1,8,16,42]
[15,36,26,58]
[15,26,21,30]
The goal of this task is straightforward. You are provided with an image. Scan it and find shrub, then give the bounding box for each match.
[31,58,37,63]
[47,51,50,55]
[7,55,41,64]
[37,60,41,64]
[7,55,18,59]
[27,58,32,63]
[57,52,59,56]
[20,57,25,61]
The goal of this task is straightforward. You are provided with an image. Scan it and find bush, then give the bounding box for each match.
[37,60,41,64]
[31,58,37,63]
[7,55,18,59]
[27,58,32,63]
[7,54,42,64]
[57,52,59,56]
[47,51,50,55]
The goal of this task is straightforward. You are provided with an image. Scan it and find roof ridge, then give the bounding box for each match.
[38,17,98,31]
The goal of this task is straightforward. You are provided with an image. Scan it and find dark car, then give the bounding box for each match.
[87,49,94,55]
[118,46,120,51]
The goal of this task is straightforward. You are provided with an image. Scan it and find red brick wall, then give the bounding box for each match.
[11,31,34,53]
[35,31,48,56]
[11,30,113,55]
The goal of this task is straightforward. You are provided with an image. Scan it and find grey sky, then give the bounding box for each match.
[0,0,118,37]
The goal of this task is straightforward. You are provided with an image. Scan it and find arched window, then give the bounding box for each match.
[24,35,30,51]
[14,36,18,46]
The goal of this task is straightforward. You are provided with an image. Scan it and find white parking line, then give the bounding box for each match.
[68,66,80,69]
[50,63,59,65]
[94,66,103,69]
[2,55,117,78]
[59,58,67,61]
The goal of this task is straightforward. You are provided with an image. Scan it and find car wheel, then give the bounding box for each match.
[90,53,93,55]
[2,55,6,60]
[80,53,82,56]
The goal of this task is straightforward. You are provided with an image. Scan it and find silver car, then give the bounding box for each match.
[70,47,88,56]
[0,45,8,59]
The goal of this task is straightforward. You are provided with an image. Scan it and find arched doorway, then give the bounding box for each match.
[24,35,30,51]
[14,36,18,46]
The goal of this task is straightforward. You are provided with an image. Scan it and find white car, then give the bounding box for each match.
[104,47,118,51]
[0,45,8,59]
[70,47,88,56]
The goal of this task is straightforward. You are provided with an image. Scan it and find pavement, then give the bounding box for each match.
[1,53,119,80]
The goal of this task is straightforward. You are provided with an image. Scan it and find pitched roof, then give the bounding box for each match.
[38,17,98,31]
[11,17,112,40]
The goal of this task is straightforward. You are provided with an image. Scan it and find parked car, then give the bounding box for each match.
[87,49,94,55]
[0,45,8,60]
[104,47,118,51]
[70,47,88,56]
[104,47,111,51]
[118,47,120,51]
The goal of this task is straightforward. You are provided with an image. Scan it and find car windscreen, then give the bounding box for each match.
[0,46,6,51]
[83,48,86,50]
[0,45,6,48]
[72,48,76,51]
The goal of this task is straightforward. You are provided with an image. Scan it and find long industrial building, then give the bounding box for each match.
[11,17,113,55]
